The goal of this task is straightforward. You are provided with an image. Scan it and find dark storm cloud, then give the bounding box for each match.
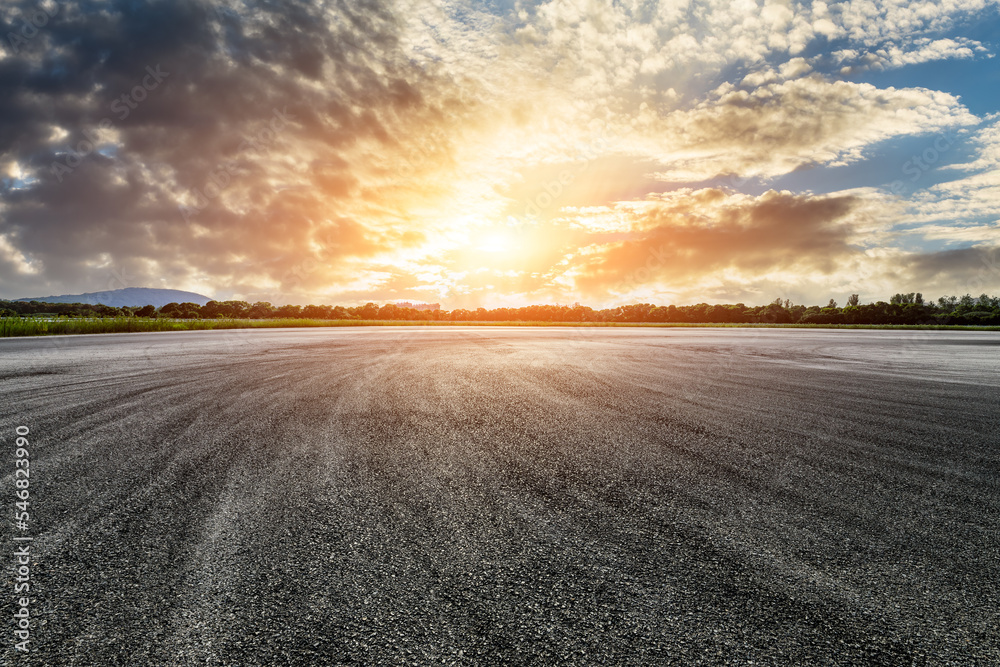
[572,190,860,295]
[904,245,1000,287]
[0,0,468,298]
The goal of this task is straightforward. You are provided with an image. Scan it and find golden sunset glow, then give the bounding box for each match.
[1,1,998,308]
[476,231,514,254]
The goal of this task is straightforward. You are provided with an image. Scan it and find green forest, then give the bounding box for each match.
[3,292,1000,326]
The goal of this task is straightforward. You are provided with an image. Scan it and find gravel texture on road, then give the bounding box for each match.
[1,327,998,665]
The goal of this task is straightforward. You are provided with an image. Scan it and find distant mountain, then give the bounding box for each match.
[16,287,212,308]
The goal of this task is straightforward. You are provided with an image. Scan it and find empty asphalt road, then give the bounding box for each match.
[2,327,999,665]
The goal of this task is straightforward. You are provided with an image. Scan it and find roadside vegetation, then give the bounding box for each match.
[2,292,999,337]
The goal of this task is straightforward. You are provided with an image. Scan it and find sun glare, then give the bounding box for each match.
[476,231,513,253]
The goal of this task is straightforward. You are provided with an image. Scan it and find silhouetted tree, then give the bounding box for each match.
[248,302,274,319]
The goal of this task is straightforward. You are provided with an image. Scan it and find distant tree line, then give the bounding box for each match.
[2,292,1000,325]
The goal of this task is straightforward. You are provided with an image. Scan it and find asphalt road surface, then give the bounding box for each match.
[2,327,998,665]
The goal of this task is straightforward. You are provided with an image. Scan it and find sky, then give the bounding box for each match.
[1,0,999,308]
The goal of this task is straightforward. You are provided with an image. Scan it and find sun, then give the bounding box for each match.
[476,231,514,253]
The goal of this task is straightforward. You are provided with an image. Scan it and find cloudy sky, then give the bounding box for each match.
[2,0,999,307]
